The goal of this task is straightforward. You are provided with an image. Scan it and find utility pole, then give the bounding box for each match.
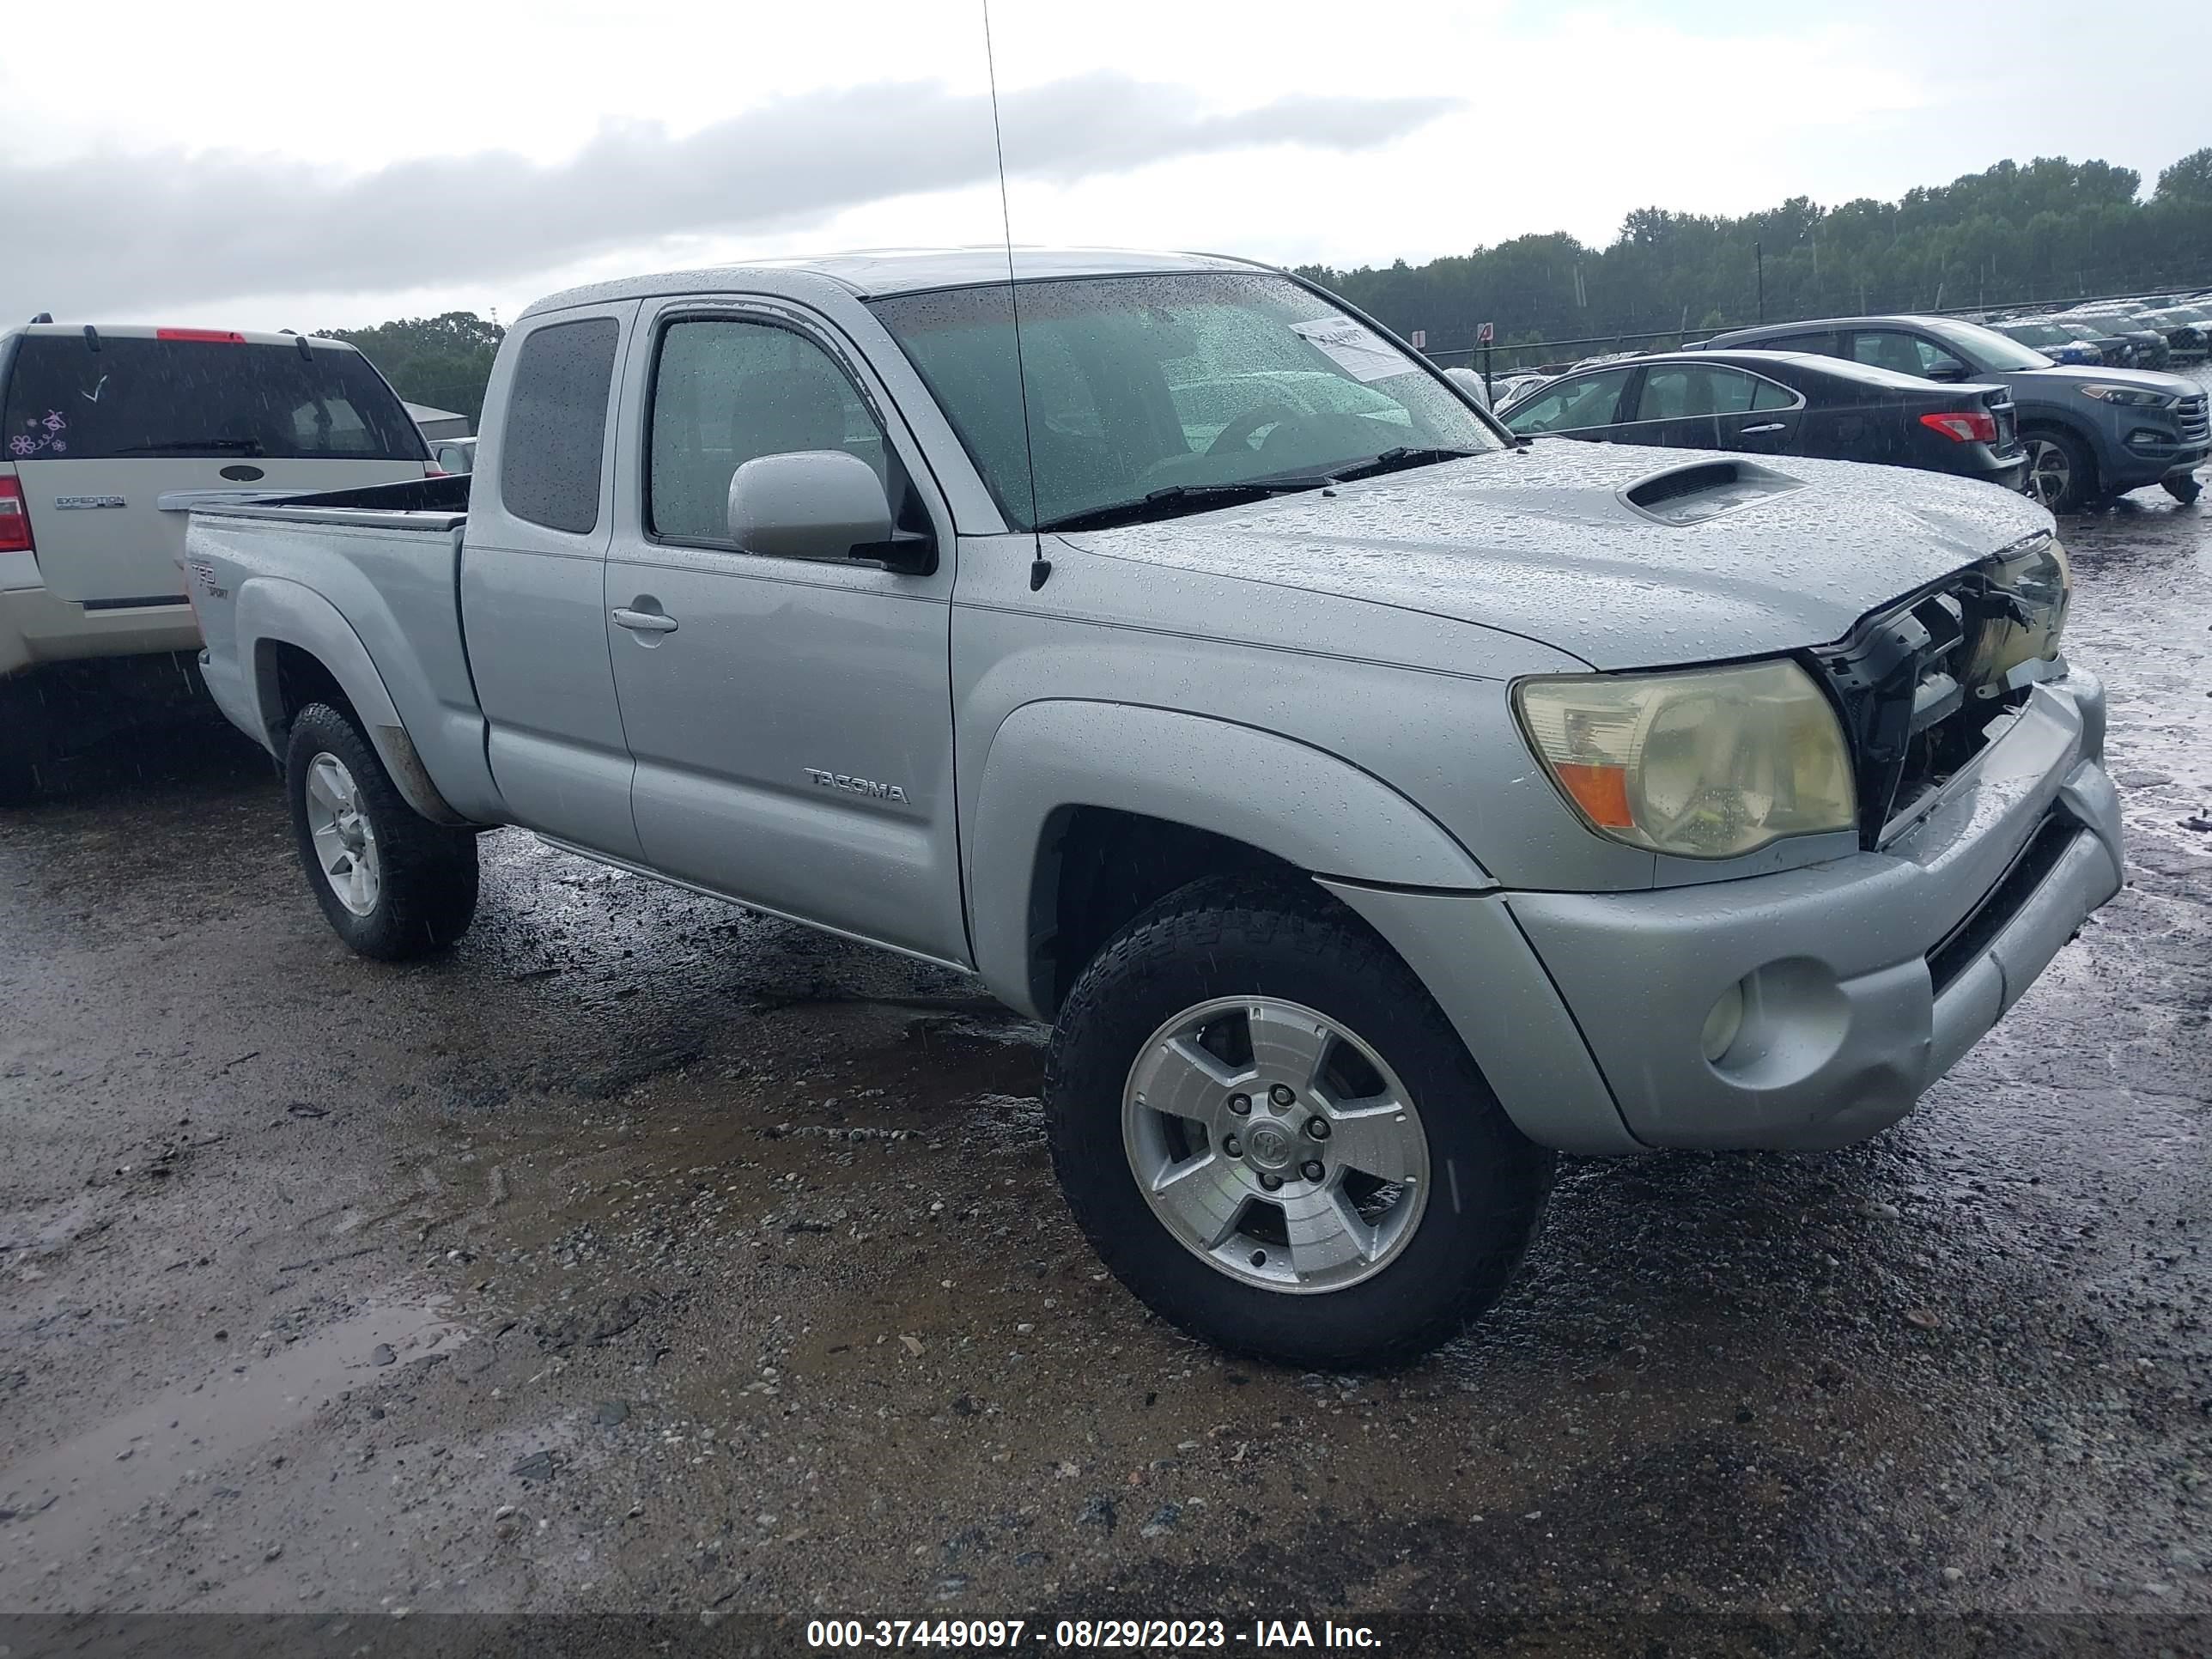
[1755,240,1765,324]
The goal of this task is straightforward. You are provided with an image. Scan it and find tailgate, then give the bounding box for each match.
[15,457,424,605]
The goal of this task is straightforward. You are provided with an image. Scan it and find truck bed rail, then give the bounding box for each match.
[161,471,471,532]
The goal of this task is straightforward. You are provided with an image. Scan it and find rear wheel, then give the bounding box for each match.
[1046,876,1553,1368]
[284,702,478,959]
[2165,472,2203,506]
[2021,428,2095,514]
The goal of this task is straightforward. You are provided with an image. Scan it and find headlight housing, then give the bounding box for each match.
[1964,533,2070,692]
[1515,659,1857,859]
[2077,383,2173,408]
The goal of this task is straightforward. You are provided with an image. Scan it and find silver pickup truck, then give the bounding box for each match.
[185,248,2122,1366]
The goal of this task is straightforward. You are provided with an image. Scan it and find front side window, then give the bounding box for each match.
[1503,367,1633,434]
[870,271,1499,531]
[501,316,618,534]
[647,318,894,546]
[2,336,423,463]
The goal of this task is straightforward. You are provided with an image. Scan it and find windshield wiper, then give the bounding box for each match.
[1036,477,1333,534]
[113,436,266,455]
[1323,447,1479,483]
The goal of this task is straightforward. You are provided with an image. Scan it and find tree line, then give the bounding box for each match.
[317,311,505,425]
[325,149,2212,421]
[1297,149,2212,365]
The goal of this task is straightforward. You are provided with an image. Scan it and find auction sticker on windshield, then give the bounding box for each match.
[1289,316,1404,382]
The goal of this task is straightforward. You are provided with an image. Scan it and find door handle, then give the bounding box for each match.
[1739,422,1788,435]
[611,607,678,635]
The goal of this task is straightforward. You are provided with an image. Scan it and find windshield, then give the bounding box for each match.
[3,336,425,461]
[868,271,1501,531]
[2002,321,2066,345]
[1917,315,2053,372]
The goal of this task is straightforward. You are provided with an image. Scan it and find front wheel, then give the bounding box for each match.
[284,702,479,960]
[1045,877,1554,1368]
[2021,428,2095,514]
[2165,472,2204,506]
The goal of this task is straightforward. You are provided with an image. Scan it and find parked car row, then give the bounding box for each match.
[1496,349,2027,491]
[1486,308,2208,513]
[1986,290,2212,368]
[1701,313,2208,511]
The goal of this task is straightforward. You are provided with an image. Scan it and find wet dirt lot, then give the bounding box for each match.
[2,472,2209,1651]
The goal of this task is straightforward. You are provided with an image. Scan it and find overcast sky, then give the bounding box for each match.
[3,0,2207,331]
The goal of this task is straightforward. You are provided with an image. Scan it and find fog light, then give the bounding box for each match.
[1701,981,1747,1063]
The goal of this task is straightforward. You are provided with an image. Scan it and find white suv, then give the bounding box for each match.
[1,322,432,800]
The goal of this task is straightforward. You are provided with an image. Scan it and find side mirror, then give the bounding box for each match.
[726,450,935,574]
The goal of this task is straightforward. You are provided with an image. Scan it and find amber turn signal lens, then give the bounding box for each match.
[1552,762,1634,829]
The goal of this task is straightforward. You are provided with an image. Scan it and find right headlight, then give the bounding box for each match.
[1964,532,2070,692]
[1515,659,1857,860]
[2077,383,2173,407]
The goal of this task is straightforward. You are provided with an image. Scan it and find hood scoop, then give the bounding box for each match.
[1620,458,1804,526]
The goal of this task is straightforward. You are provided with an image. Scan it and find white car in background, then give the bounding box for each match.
[0,322,432,800]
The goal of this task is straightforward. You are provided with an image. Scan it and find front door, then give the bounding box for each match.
[603,305,967,965]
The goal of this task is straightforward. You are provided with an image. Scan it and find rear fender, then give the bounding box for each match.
[238,577,465,824]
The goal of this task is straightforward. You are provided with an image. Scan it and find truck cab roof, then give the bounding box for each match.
[523,246,1271,317]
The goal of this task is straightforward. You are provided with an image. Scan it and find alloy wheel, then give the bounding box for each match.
[1121,996,1430,1293]
[2023,437,2072,511]
[303,751,380,917]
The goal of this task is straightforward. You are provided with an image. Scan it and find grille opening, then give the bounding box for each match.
[1927,817,2081,994]
[1818,572,2042,848]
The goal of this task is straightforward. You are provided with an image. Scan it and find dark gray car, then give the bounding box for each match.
[1705,313,2209,511]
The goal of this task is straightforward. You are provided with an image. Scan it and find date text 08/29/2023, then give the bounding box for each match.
[804,1617,1384,1650]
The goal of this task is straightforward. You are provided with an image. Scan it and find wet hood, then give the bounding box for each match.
[1060,443,2052,671]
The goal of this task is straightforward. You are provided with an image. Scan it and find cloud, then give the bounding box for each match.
[2,74,1454,319]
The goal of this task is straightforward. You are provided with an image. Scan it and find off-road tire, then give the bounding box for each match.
[1045,875,1554,1369]
[284,702,478,959]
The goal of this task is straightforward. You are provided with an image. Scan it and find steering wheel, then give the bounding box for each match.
[1206,402,1303,458]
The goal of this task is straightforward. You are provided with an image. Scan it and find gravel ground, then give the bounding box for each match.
[1,455,2208,1654]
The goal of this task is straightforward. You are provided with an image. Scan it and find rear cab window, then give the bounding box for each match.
[500,317,621,534]
[3,334,424,462]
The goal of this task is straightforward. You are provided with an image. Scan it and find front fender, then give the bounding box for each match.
[239,577,466,825]
[966,700,1492,1018]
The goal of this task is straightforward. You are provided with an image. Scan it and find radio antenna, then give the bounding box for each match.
[981,0,1050,590]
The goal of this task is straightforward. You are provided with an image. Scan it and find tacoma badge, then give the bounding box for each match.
[805,768,908,805]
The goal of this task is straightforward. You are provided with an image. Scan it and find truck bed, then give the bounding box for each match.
[182,469,499,823]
